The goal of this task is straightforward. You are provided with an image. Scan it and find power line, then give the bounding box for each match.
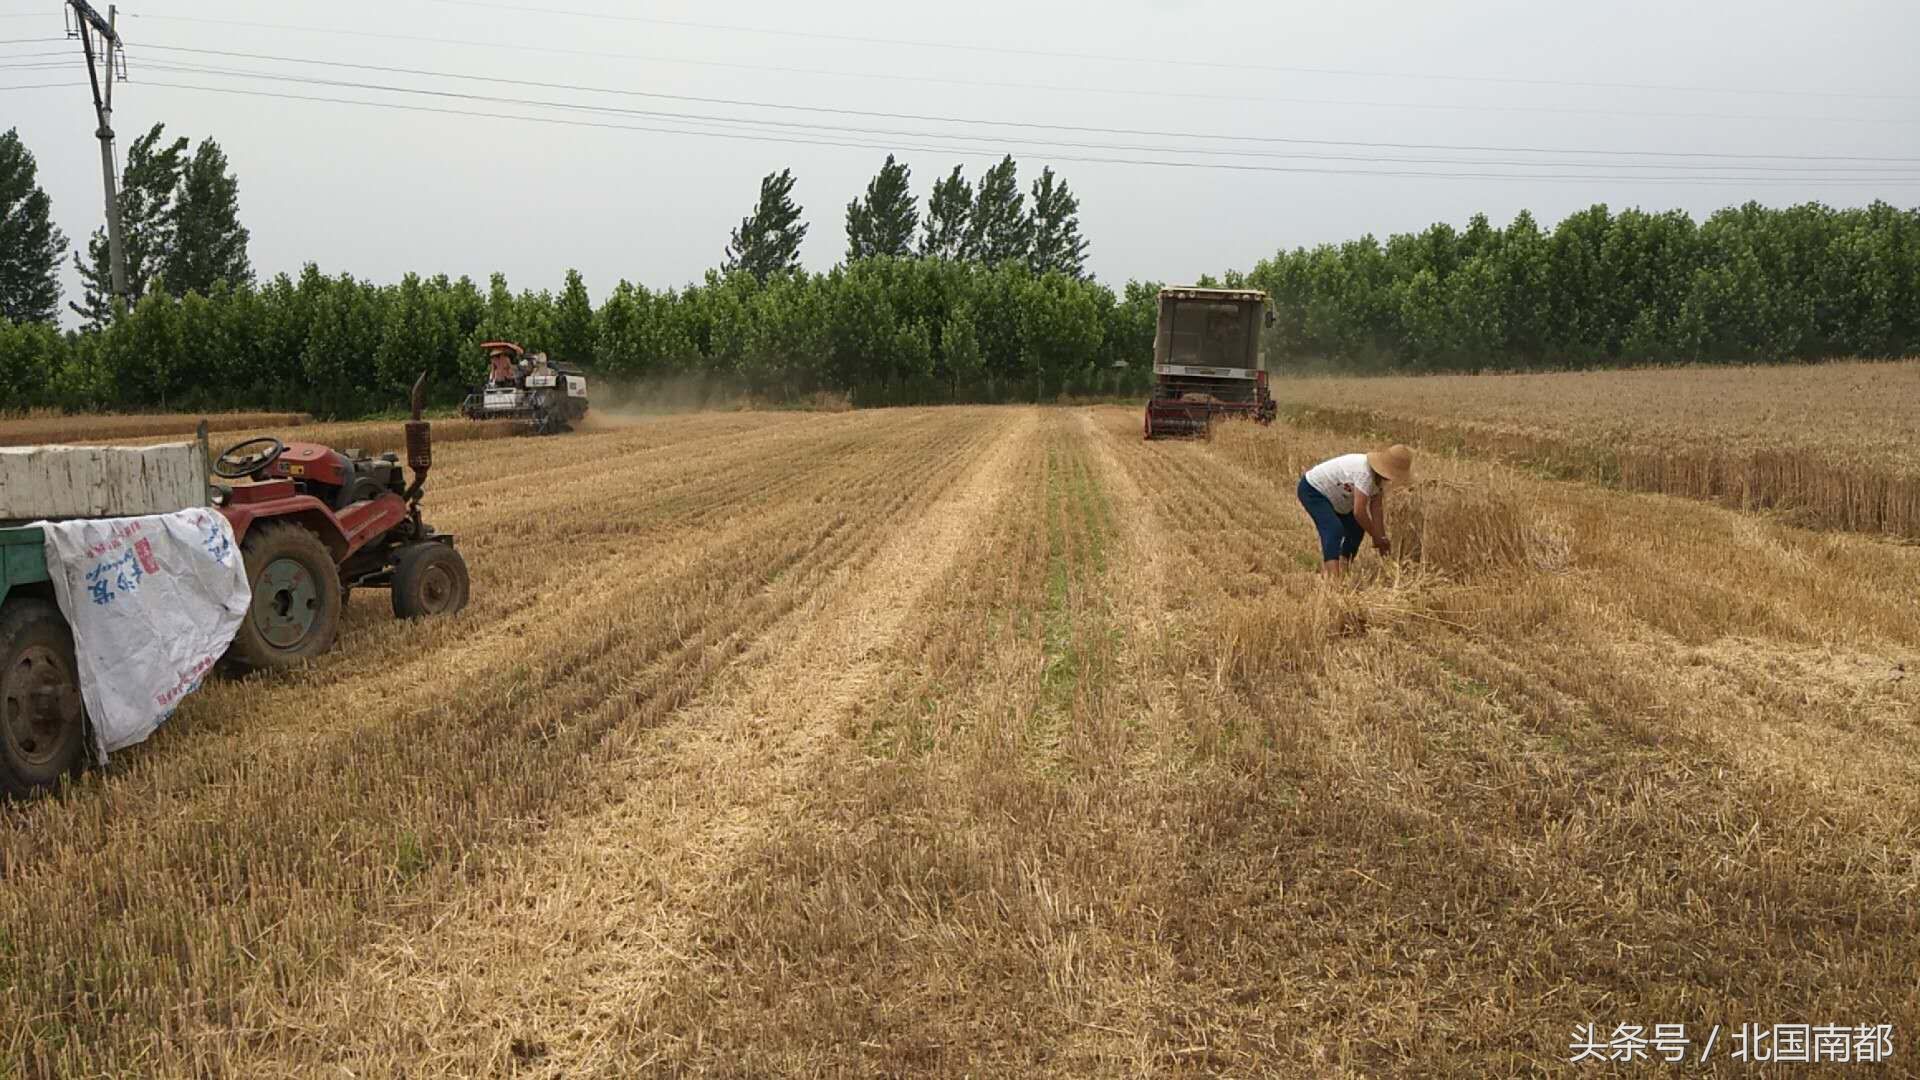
[115,17,1920,163]
[131,77,1920,186]
[119,16,1920,127]
[0,79,75,90]
[94,16,1806,122]
[404,0,1920,105]
[0,35,63,44]
[125,44,1920,170]
[123,36,1910,130]
[128,58,1920,176]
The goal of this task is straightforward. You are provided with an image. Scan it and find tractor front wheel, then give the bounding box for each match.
[391,543,470,620]
[227,523,343,673]
[0,598,87,799]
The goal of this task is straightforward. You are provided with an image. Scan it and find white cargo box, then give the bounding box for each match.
[0,441,208,520]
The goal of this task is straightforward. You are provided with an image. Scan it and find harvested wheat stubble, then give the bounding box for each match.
[0,408,986,1076]
[232,410,1041,1077]
[4,404,1920,1078]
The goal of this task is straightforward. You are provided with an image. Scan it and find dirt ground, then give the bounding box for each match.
[3,405,1917,1077]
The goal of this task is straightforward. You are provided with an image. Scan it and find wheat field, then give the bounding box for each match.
[1276,360,1920,537]
[2,403,1917,1077]
[0,411,313,449]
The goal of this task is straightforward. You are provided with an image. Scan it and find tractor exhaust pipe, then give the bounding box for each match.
[404,371,432,504]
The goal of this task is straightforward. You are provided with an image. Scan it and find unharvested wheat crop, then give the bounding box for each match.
[0,410,312,448]
[1276,359,1920,537]
[3,405,1917,1077]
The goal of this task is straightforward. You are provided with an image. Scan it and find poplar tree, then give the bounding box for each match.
[553,268,595,365]
[964,155,1030,266]
[164,138,253,297]
[77,124,188,325]
[0,128,66,324]
[724,168,808,282]
[920,165,971,260]
[1026,166,1089,279]
[845,154,919,261]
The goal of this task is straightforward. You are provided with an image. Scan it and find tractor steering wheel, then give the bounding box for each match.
[214,436,287,479]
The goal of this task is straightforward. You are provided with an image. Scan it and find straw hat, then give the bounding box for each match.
[1366,444,1413,483]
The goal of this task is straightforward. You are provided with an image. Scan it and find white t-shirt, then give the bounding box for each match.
[1304,453,1377,515]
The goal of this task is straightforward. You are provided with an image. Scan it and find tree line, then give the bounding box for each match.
[1245,201,1920,371]
[5,120,1920,418]
[0,261,1157,414]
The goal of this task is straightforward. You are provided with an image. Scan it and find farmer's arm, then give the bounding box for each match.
[1354,489,1390,551]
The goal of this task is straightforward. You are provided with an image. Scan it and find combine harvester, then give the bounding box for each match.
[460,341,590,435]
[1143,286,1278,439]
[0,380,468,799]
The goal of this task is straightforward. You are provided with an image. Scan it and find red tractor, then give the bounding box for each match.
[209,376,470,670]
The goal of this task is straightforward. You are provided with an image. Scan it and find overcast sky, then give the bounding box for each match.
[5,0,1918,316]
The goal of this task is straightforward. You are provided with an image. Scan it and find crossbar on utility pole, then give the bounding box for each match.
[68,0,128,305]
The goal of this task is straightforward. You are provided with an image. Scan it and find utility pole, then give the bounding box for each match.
[66,0,127,305]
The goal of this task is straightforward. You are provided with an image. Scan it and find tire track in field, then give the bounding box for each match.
[237,408,1042,1077]
[1078,408,1172,648]
[1062,407,1221,1068]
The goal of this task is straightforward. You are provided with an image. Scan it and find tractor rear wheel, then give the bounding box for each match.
[227,523,342,673]
[0,598,87,799]
[391,543,470,619]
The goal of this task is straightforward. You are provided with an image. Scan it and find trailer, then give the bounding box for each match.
[1143,286,1278,439]
[1,436,213,798]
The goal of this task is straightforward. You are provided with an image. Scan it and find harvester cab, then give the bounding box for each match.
[1143,287,1279,439]
[461,340,590,435]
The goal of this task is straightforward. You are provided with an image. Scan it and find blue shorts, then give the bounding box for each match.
[1298,475,1363,562]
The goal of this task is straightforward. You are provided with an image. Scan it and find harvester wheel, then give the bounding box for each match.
[227,523,342,673]
[1143,409,1154,440]
[0,598,86,799]
[391,543,470,620]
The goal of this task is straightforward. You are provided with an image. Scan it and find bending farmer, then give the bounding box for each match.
[1296,445,1413,577]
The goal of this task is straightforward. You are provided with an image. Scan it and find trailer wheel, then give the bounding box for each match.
[391,543,470,619]
[0,598,87,799]
[227,523,342,673]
